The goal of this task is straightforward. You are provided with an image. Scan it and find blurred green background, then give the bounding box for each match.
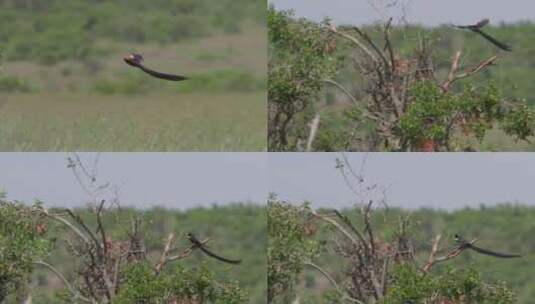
[0,0,267,151]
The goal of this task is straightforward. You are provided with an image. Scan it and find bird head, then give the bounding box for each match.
[123,53,143,67]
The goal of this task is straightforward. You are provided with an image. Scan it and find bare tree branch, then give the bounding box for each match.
[442,53,499,91]
[306,113,320,152]
[421,235,477,273]
[304,261,365,304]
[35,261,92,303]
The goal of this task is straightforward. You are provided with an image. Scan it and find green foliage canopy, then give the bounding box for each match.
[0,199,50,302]
[268,7,338,150]
[114,262,247,304]
[399,81,535,150]
[268,197,320,303]
[383,265,515,304]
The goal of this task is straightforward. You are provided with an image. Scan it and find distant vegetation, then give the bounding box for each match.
[0,75,32,92]
[0,0,265,64]
[0,0,266,94]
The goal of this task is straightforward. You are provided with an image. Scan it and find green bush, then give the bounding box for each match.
[1,0,265,63]
[0,199,50,302]
[382,265,515,304]
[268,6,339,151]
[114,262,247,304]
[0,75,32,92]
[268,198,319,302]
[398,81,535,150]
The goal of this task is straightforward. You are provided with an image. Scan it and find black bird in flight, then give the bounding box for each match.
[123,53,188,81]
[187,232,242,265]
[455,19,512,52]
[454,234,521,258]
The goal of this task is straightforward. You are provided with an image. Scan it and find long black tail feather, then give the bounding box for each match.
[197,246,242,264]
[467,244,522,258]
[471,28,512,52]
[138,64,188,81]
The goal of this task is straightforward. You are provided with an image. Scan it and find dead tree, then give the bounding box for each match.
[35,204,212,303]
[297,155,496,303]
[327,20,501,151]
[292,155,403,302]
[30,154,217,303]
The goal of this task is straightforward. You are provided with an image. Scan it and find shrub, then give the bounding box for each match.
[114,263,247,304]
[0,199,50,302]
[268,7,338,151]
[0,75,32,93]
[382,265,515,304]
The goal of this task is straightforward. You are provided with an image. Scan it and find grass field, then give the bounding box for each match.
[0,92,265,151]
[1,24,267,151]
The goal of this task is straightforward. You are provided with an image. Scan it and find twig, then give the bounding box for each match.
[380,256,390,295]
[304,261,364,304]
[383,18,395,72]
[96,200,107,257]
[310,209,360,247]
[42,210,89,244]
[333,210,367,247]
[421,235,476,273]
[329,24,377,62]
[364,200,376,254]
[442,53,499,91]
[155,236,211,273]
[155,233,176,274]
[35,261,92,303]
[306,113,320,152]
[64,209,103,255]
[324,79,358,105]
[353,26,390,72]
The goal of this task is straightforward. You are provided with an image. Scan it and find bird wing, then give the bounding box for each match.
[197,245,242,264]
[471,28,512,51]
[475,18,490,28]
[456,18,489,29]
[138,64,188,81]
[467,244,521,258]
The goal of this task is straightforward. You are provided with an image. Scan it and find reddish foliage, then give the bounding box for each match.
[420,139,435,152]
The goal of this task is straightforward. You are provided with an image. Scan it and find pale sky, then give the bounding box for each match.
[269,153,535,210]
[0,153,267,209]
[269,0,535,26]
[2,153,534,210]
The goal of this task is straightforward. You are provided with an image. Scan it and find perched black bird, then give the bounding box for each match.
[187,232,242,265]
[123,53,188,81]
[454,234,521,258]
[455,19,512,51]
